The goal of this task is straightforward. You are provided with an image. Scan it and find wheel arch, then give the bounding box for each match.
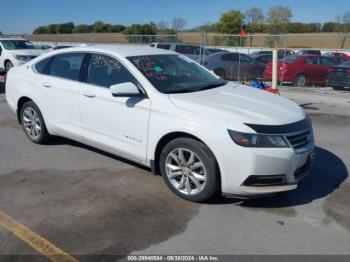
[152,131,221,180]
[17,96,33,124]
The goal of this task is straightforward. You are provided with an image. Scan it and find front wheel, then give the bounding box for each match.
[159,138,220,202]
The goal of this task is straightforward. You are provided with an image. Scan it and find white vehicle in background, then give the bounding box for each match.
[0,37,44,72]
[5,45,315,202]
[150,42,209,64]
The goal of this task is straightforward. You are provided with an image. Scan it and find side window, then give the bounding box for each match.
[0,45,2,56]
[175,45,191,54]
[191,46,200,55]
[34,57,51,74]
[157,44,171,50]
[322,57,337,66]
[87,54,138,88]
[239,54,252,63]
[49,53,85,81]
[305,58,314,65]
[221,53,239,62]
[262,56,272,63]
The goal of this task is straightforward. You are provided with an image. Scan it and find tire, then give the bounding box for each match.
[331,86,345,91]
[213,68,226,79]
[5,61,14,73]
[159,138,220,202]
[293,74,307,87]
[20,101,51,144]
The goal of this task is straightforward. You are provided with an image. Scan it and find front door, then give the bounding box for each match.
[80,53,151,163]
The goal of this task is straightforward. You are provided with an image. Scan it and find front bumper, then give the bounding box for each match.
[213,133,315,197]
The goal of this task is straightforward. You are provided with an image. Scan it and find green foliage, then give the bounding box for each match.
[123,23,157,43]
[267,6,292,36]
[217,10,244,34]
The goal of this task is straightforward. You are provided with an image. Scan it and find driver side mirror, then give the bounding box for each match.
[110,82,144,97]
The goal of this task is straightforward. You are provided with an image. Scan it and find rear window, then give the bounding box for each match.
[157,44,171,50]
[175,45,200,55]
[35,57,51,74]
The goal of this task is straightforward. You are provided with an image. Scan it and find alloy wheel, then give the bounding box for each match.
[165,148,207,195]
[23,107,42,139]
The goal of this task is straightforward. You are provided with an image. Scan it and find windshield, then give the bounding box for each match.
[0,40,37,50]
[128,54,226,94]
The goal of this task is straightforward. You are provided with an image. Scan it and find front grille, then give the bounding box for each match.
[286,130,311,149]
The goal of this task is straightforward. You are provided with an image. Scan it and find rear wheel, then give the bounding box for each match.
[293,74,307,87]
[159,138,220,202]
[5,61,14,73]
[20,101,51,144]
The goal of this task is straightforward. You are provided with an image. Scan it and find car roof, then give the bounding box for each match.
[51,44,177,57]
[0,37,26,41]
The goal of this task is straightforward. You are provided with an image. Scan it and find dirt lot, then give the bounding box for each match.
[0,81,350,261]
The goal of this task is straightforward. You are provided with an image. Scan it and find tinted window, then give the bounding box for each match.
[157,44,171,50]
[261,55,272,63]
[240,54,252,63]
[87,54,138,88]
[35,57,51,74]
[49,53,85,81]
[221,53,239,62]
[322,57,337,66]
[305,58,315,65]
[175,45,200,55]
[283,55,300,63]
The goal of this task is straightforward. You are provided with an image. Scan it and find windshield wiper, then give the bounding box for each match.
[164,88,195,94]
[196,82,226,91]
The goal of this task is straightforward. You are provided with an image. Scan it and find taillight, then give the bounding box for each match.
[3,74,7,85]
[347,69,350,75]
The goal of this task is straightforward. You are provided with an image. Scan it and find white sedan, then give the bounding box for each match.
[5,45,315,202]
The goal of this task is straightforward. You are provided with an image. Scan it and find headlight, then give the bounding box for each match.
[13,55,32,61]
[228,130,289,148]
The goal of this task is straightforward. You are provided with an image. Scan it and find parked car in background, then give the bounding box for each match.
[296,50,322,55]
[0,37,44,72]
[263,54,339,87]
[205,52,266,80]
[327,61,350,90]
[5,45,314,202]
[324,52,350,63]
[207,48,228,54]
[150,42,209,63]
[250,49,295,59]
[249,53,272,64]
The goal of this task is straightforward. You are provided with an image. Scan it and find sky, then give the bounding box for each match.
[1,0,348,34]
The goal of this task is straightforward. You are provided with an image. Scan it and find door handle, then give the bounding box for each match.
[83,92,96,98]
[41,82,51,88]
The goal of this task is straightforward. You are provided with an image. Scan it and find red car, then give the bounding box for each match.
[263,54,338,87]
[325,52,350,60]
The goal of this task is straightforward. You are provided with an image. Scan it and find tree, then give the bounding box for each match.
[171,17,187,32]
[74,24,92,33]
[267,6,292,47]
[123,23,157,43]
[322,22,340,32]
[33,26,48,34]
[157,20,169,31]
[216,10,244,46]
[335,11,350,49]
[245,8,264,46]
[56,22,74,34]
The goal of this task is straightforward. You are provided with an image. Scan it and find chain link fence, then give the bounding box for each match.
[20,32,350,90]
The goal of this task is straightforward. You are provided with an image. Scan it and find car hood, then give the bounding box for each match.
[7,49,44,56]
[168,82,305,130]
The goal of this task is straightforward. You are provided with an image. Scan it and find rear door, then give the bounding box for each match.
[33,52,86,140]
